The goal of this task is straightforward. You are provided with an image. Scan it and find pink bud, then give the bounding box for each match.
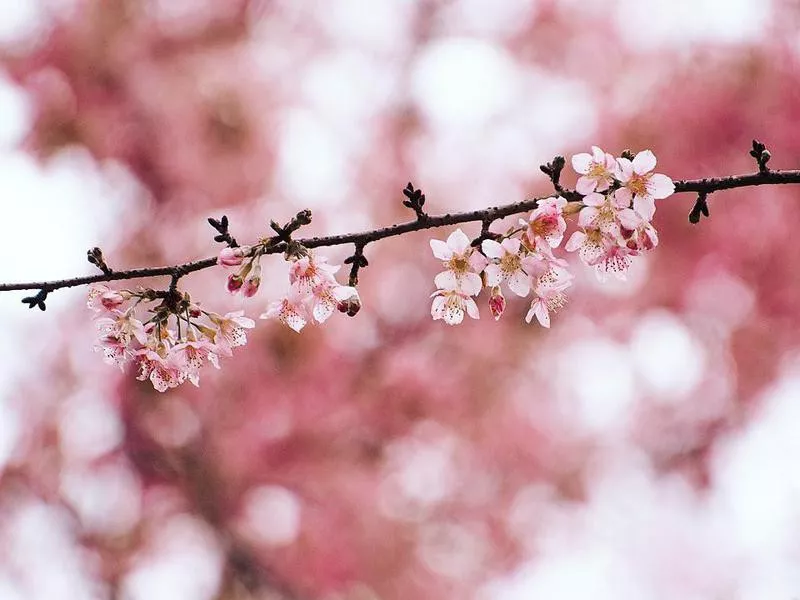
[242,277,260,298]
[227,274,244,293]
[218,247,245,267]
[488,287,506,321]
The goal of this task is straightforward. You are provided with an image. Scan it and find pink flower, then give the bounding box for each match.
[261,288,308,333]
[524,261,572,327]
[289,253,340,294]
[208,310,256,355]
[615,150,675,220]
[571,146,617,195]
[482,238,531,297]
[308,282,359,324]
[488,286,506,321]
[135,349,186,393]
[578,191,630,235]
[227,273,244,294]
[87,284,129,312]
[171,338,220,386]
[522,196,568,249]
[565,228,634,280]
[95,312,148,347]
[93,334,131,370]
[431,286,480,326]
[430,229,487,295]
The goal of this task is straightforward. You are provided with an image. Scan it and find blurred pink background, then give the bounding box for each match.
[2,1,800,598]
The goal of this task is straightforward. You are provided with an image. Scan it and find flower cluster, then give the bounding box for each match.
[87,284,254,392]
[566,147,672,279]
[261,251,360,333]
[428,147,673,326]
[429,196,574,328]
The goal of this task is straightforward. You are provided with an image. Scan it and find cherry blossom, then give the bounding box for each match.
[430,229,487,295]
[482,238,531,297]
[571,145,617,195]
[208,310,256,355]
[431,280,480,326]
[615,150,675,220]
[521,196,568,249]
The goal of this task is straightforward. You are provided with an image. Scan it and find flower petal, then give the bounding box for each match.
[565,231,586,252]
[508,271,531,297]
[632,150,656,174]
[430,239,453,260]
[481,239,504,259]
[465,298,480,320]
[571,152,592,174]
[447,229,471,253]
[648,173,675,199]
[483,264,503,287]
[576,176,598,196]
[434,270,458,291]
[633,196,656,220]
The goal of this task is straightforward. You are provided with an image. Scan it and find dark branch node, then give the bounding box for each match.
[402,182,428,221]
[344,242,368,287]
[750,139,771,174]
[208,214,239,248]
[539,155,566,194]
[86,247,112,275]
[688,191,711,224]
[21,289,48,311]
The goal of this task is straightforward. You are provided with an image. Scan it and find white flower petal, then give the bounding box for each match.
[447,229,471,253]
[633,196,656,221]
[508,271,531,297]
[632,150,657,174]
[465,297,480,320]
[434,270,458,291]
[430,239,453,260]
[648,173,675,199]
[484,264,503,287]
[481,239,504,259]
[571,152,592,174]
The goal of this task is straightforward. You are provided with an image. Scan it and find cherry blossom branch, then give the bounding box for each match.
[3,142,800,307]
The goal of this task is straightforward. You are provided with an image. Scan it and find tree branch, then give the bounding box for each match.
[2,167,800,298]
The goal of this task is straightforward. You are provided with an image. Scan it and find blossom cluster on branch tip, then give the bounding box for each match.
[88,284,254,392]
[429,147,674,326]
[260,252,360,333]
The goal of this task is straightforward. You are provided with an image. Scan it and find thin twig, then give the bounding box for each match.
[2,168,800,296]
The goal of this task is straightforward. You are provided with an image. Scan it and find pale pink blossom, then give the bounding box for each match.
[208,310,256,354]
[571,146,617,195]
[135,349,186,393]
[431,280,480,326]
[95,312,148,347]
[578,191,630,235]
[308,282,359,324]
[615,150,675,220]
[87,284,129,312]
[171,338,220,386]
[618,208,659,253]
[522,196,568,249]
[93,334,131,370]
[524,262,572,327]
[482,238,531,297]
[566,228,634,280]
[289,253,340,294]
[261,288,308,333]
[430,229,487,295]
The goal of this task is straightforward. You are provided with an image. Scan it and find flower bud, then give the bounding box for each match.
[227,274,244,293]
[218,246,250,267]
[488,286,506,321]
[337,294,362,317]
